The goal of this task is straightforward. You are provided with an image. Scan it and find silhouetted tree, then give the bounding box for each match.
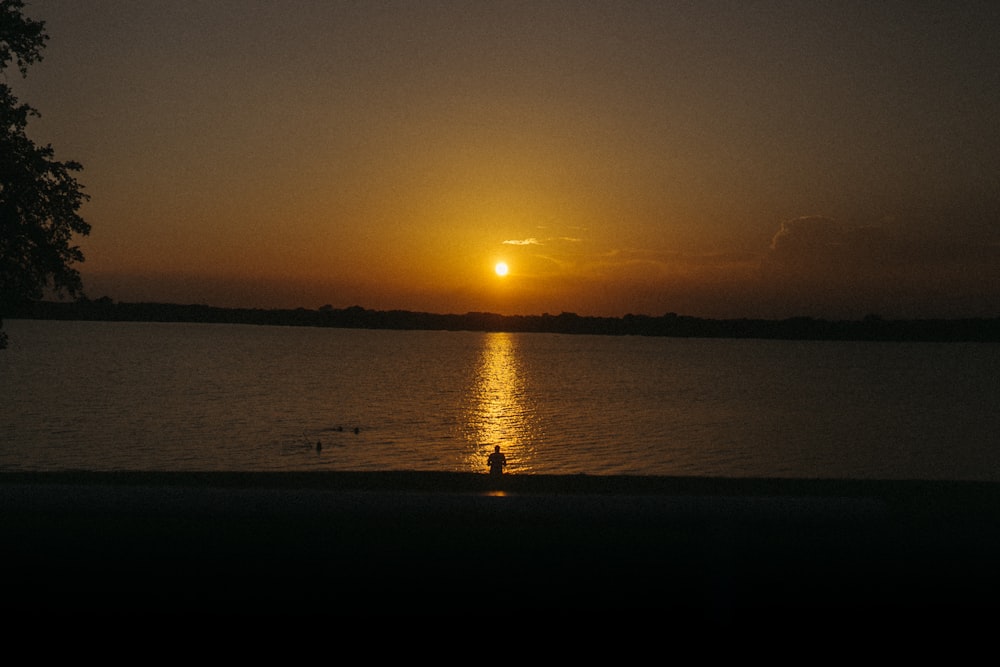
[1,0,90,348]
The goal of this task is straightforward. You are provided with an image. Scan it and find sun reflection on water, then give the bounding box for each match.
[462,332,539,474]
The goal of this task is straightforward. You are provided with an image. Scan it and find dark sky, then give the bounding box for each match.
[14,1,1000,318]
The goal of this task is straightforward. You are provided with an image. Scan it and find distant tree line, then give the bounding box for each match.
[8,298,1000,342]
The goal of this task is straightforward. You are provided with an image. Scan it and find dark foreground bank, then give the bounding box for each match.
[4,471,1000,615]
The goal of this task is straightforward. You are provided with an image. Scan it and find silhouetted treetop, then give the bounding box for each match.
[1,0,90,349]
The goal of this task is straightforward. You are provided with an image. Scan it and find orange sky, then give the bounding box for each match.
[14,1,1000,319]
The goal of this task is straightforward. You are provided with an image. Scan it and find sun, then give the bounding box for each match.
[494,261,509,277]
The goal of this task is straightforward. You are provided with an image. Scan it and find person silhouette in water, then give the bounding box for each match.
[488,445,507,476]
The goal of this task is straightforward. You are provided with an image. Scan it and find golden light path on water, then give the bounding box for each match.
[462,332,539,474]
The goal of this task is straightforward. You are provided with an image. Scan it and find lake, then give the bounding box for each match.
[2,318,998,480]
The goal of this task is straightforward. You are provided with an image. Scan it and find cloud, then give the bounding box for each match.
[760,215,1000,318]
[589,248,758,280]
[769,216,848,254]
[766,215,1000,272]
[501,236,582,246]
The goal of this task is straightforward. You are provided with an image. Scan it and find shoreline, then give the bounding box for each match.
[5,471,1000,614]
[6,468,1000,494]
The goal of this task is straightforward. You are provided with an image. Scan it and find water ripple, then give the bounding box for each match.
[3,321,1000,480]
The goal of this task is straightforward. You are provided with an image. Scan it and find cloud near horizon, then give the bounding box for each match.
[766,215,1000,272]
[759,215,1000,319]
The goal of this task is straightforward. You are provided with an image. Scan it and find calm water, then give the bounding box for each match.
[2,319,999,480]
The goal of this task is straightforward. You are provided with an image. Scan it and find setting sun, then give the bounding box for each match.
[494,262,509,277]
